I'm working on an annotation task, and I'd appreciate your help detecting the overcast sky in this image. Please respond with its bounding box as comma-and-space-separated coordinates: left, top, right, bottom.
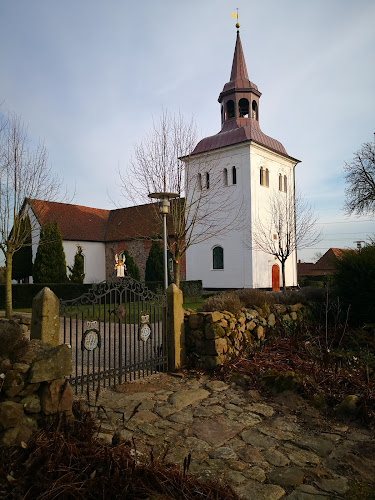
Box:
1, 0, 374, 262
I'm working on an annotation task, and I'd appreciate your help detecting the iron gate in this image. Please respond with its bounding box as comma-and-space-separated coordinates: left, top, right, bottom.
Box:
60, 276, 167, 393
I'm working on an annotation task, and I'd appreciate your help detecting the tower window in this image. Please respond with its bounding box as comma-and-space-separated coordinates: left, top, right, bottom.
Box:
232, 166, 237, 185
212, 246, 224, 270
284, 175, 287, 193
226, 100, 235, 119
206, 172, 210, 189
279, 173, 283, 191
260, 167, 269, 187
252, 100, 258, 120
239, 98, 249, 118
221, 105, 224, 124
198, 173, 202, 190
223, 168, 228, 186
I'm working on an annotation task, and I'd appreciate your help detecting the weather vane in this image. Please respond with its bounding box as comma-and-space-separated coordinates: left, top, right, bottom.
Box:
231, 8, 240, 29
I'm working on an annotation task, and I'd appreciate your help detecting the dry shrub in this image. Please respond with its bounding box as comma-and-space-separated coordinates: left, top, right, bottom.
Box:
271, 287, 325, 305
234, 289, 274, 309
200, 294, 243, 315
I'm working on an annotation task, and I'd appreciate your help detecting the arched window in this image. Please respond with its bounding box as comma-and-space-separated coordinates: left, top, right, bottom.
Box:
232, 166, 237, 185
284, 175, 287, 193
223, 168, 228, 186
252, 100, 258, 120
260, 167, 269, 187
212, 246, 224, 270
279, 173, 283, 191
239, 98, 249, 118
226, 100, 235, 119
197, 173, 202, 190
221, 105, 224, 124
206, 172, 210, 189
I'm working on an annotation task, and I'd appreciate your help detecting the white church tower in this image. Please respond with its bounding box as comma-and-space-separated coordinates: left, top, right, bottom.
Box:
185, 29, 300, 290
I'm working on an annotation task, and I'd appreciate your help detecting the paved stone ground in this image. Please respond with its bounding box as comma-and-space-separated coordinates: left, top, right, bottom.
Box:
78, 373, 375, 500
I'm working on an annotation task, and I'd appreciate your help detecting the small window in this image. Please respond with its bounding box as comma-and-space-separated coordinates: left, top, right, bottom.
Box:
260, 167, 269, 187
221, 105, 224, 124
213, 246, 224, 270
226, 100, 235, 119
232, 166, 237, 185
223, 168, 228, 186
284, 175, 287, 193
266, 169, 269, 187
198, 173, 202, 190
239, 98, 249, 118
279, 173, 283, 191
206, 172, 210, 189
252, 100, 258, 120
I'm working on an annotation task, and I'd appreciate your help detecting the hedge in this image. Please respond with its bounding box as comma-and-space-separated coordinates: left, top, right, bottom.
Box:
0, 280, 203, 309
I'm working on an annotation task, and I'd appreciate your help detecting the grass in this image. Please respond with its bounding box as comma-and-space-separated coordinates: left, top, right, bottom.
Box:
183, 297, 205, 311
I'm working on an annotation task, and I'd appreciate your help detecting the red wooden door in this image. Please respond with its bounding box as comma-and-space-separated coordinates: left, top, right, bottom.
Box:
272, 265, 280, 291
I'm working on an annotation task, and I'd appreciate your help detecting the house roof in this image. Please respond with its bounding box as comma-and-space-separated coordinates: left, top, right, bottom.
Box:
28, 199, 110, 241
315, 248, 353, 271
28, 198, 178, 242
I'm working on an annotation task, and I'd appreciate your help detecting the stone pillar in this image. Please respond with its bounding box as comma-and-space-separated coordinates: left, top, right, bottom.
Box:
166, 283, 186, 371
30, 287, 60, 346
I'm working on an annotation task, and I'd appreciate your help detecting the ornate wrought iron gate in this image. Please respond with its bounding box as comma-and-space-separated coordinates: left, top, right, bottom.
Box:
60, 277, 167, 393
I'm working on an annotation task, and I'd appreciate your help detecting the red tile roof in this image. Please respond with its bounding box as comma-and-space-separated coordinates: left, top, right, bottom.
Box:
315, 248, 354, 271
105, 203, 162, 241
28, 199, 110, 241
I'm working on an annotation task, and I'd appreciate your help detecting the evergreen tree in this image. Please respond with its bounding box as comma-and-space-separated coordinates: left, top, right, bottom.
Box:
68, 245, 85, 283
12, 216, 33, 282
122, 249, 140, 281
145, 240, 164, 282
33, 221, 67, 283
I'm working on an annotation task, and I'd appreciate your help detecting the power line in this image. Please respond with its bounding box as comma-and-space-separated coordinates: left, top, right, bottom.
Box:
317, 220, 374, 224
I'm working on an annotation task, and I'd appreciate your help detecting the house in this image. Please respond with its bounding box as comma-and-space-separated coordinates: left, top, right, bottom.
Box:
26, 198, 186, 283
297, 248, 354, 280
184, 29, 300, 289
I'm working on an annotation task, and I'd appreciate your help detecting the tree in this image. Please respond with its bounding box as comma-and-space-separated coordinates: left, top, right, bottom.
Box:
0, 111, 61, 318
145, 239, 164, 282
251, 192, 321, 290
12, 215, 32, 282
68, 245, 85, 283
119, 111, 242, 287
33, 221, 67, 283
344, 141, 375, 216
122, 249, 140, 281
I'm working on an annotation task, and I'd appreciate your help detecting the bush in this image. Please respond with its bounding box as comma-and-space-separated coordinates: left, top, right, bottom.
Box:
145, 240, 163, 282
180, 280, 202, 298
334, 245, 375, 325
68, 245, 85, 283
33, 221, 67, 283
200, 293, 243, 315
234, 288, 274, 308
122, 250, 140, 281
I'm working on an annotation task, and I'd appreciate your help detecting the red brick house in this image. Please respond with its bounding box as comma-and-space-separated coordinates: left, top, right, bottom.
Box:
297, 248, 354, 280
26, 199, 186, 283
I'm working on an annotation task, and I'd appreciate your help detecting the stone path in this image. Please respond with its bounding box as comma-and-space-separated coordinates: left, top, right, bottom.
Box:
78, 373, 375, 499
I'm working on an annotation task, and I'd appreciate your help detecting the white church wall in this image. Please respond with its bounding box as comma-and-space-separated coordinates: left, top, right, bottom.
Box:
64, 241, 106, 284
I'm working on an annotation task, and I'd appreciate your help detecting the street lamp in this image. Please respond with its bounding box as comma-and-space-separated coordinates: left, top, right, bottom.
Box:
148, 192, 179, 290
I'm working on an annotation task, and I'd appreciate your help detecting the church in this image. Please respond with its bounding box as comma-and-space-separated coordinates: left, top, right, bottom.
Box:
25, 29, 299, 290
185, 29, 300, 289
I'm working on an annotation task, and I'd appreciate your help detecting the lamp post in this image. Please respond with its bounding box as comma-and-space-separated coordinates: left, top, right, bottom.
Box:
148, 192, 179, 290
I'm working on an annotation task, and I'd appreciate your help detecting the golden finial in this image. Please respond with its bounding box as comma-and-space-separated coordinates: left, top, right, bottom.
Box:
231, 8, 240, 29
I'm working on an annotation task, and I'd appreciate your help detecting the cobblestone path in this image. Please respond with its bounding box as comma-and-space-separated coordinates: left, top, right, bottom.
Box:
78, 373, 375, 500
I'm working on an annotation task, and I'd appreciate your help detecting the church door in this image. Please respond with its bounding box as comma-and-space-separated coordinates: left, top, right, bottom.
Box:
272, 265, 280, 291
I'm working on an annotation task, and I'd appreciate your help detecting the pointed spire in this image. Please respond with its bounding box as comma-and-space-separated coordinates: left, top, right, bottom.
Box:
230, 31, 249, 83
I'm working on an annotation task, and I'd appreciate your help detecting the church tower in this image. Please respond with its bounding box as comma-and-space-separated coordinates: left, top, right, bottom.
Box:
185, 29, 300, 289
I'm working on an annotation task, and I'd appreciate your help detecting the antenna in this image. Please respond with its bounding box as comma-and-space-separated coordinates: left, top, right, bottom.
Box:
354, 240, 365, 250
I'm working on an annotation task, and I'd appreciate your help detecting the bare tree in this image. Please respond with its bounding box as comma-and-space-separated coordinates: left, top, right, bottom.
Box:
344, 141, 375, 216
251, 191, 321, 289
118, 110, 242, 287
0, 111, 61, 318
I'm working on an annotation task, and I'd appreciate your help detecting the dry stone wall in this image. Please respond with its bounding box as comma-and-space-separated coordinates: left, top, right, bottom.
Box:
0, 318, 73, 447
184, 304, 303, 369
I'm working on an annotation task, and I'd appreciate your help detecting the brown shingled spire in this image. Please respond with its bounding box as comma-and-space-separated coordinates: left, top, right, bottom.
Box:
229, 31, 249, 86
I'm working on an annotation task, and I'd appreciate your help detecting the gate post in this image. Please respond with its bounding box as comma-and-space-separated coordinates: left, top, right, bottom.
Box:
166, 284, 186, 370
30, 287, 60, 346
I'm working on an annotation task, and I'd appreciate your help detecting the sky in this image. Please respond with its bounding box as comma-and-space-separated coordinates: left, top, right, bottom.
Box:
1, 0, 374, 263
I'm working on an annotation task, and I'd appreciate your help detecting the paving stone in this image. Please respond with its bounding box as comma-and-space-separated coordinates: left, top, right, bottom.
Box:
268, 467, 304, 487
189, 416, 245, 447
246, 403, 275, 417
241, 430, 278, 449
128, 410, 158, 425
263, 448, 290, 466
292, 435, 333, 456
240, 411, 262, 427
168, 409, 194, 424
166, 446, 189, 464
346, 431, 373, 442
257, 425, 294, 441
183, 436, 211, 453
286, 448, 321, 466
209, 446, 238, 460
272, 416, 301, 433
168, 388, 210, 409
194, 405, 223, 417
225, 403, 243, 413
137, 422, 164, 437
154, 419, 185, 431
225, 470, 247, 484
201, 396, 224, 406
286, 484, 330, 499
244, 466, 266, 483
235, 481, 285, 500
154, 403, 177, 419
205, 380, 229, 392
236, 445, 264, 464
314, 476, 349, 495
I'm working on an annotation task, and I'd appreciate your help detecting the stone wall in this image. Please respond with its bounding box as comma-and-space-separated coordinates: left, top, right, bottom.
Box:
0, 319, 73, 446
184, 303, 303, 369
